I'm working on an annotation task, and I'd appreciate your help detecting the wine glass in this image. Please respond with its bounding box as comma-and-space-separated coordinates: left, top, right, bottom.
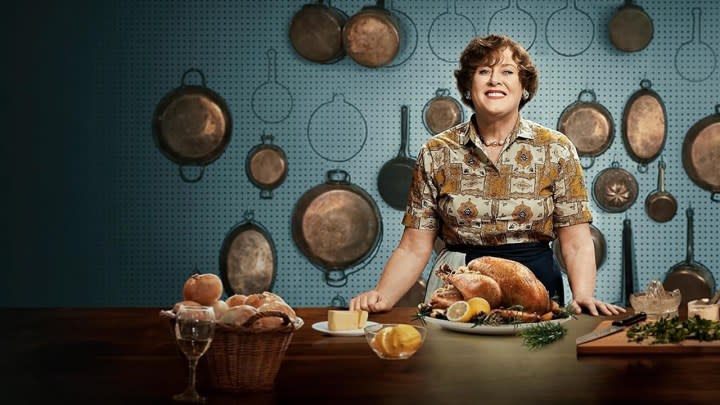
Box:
173, 304, 215, 403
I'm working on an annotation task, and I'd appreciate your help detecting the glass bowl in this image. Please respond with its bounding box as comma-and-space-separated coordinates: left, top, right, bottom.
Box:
364, 323, 426, 360
630, 289, 682, 321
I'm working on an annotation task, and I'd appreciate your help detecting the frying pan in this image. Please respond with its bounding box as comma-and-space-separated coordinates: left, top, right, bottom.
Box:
645, 157, 677, 223
664, 207, 716, 307
608, 0, 653, 52
219, 210, 277, 296
289, 0, 348, 64
292, 169, 383, 287
251, 49, 293, 123
557, 89, 614, 169
553, 223, 607, 274
245, 133, 288, 199
592, 161, 638, 213
422, 89, 464, 135
621, 79, 666, 173
382, 0, 418, 68
621, 217, 635, 307
152, 68, 232, 183
682, 104, 720, 202
342, 0, 400, 68
378, 105, 415, 210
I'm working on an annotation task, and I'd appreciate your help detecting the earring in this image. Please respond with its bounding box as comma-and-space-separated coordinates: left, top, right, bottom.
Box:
522, 90, 530, 100
464, 91, 471, 100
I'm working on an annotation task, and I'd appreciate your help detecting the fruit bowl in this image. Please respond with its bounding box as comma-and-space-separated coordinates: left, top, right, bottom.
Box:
364, 323, 426, 360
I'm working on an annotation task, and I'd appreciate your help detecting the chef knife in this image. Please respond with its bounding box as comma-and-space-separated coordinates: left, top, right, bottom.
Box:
575, 312, 647, 345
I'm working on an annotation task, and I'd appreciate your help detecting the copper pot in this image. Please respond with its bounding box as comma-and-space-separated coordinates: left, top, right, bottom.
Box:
292, 169, 383, 286
152, 69, 232, 182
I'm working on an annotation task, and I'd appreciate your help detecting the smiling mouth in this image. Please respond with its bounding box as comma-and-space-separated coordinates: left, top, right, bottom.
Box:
485, 91, 506, 97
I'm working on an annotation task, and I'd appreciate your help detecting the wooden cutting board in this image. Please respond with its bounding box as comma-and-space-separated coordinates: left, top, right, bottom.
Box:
576, 320, 720, 355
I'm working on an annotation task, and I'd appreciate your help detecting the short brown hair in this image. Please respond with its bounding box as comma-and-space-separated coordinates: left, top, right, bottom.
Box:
454, 35, 538, 110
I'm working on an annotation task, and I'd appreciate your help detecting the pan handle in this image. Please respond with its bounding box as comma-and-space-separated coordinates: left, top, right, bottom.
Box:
179, 165, 205, 183
180, 68, 207, 88
325, 270, 348, 287
685, 207, 695, 263
326, 169, 351, 184
580, 155, 595, 169
712, 193, 720, 202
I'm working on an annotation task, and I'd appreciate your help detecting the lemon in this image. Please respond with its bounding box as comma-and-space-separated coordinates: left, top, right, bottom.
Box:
372, 326, 394, 355
446, 300, 474, 323
467, 297, 491, 315
389, 324, 422, 354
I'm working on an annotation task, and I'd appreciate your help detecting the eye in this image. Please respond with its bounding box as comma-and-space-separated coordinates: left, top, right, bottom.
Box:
503, 69, 515, 75
477, 68, 491, 75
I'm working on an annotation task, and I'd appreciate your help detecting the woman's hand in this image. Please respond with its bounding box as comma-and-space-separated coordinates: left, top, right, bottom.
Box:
570, 296, 625, 316
349, 290, 393, 313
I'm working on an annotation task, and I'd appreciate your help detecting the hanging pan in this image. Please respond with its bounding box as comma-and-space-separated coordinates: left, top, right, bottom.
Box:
292, 169, 383, 287
378, 105, 415, 211
342, 0, 400, 68
246, 132, 288, 199
152, 68, 232, 183
422, 88, 464, 135
664, 207, 716, 307
553, 223, 607, 273
645, 157, 677, 222
608, 0, 653, 52
219, 210, 277, 296
592, 160, 639, 213
289, 0, 347, 64
557, 89, 614, 169
622, 79, 666, 173
682, 104, 720, 202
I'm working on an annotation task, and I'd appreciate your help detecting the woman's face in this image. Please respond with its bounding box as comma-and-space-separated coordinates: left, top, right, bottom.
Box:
469, 47, 524, 119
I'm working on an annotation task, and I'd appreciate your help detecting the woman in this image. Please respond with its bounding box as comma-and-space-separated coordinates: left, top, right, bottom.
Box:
350, 35, 623, 316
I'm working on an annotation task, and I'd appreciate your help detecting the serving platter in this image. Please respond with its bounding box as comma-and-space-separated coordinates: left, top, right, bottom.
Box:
423, 316, 571, 335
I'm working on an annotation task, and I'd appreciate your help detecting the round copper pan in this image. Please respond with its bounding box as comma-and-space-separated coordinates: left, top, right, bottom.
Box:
664, 207, 715, 307
246, 133, 288, 199
342, 0, 400, 68
608, 0, 653, 52
557, 89, 614, 169
553, 224, 607, 273
422, 88, 464, 135
292, 169, 383, 286
622, 79, 666, 172
592, 161, 639, 213
289, 1, 347, 64
682, 104, 720, 202
153, 69, 232, 182
219, 211, 277, 296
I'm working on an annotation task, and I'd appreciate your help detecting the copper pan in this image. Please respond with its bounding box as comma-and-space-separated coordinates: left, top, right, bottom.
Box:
645, 157, 677, 222
422, 88, 464, 135
592, 160, 639, 213
152, 69, 232, 182
219, 211, 277, 296
246, 133, 288, 199
292, 169, 383, 287
342, 0, 400, 68
622, 79, 666, 173
682, 104, 720, 202
557, 89, 614, 169
608, 0, 653, 52
289, 0, 348, 64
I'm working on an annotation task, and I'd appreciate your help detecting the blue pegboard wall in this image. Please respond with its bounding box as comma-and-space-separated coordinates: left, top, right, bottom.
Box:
106, 0, 719, 307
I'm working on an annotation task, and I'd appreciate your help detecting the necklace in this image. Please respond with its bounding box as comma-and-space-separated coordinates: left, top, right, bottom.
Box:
480, 135, 510, 147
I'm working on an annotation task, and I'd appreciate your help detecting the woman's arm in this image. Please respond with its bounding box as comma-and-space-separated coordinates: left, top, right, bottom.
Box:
557, 223, 625, 316
349, 227, 436, 312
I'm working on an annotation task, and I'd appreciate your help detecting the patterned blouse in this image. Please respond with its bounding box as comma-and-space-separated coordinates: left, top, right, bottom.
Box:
402, 116, 592, 246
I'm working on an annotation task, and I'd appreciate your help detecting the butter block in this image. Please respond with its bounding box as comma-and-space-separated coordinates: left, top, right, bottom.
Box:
328, 310, 369, 331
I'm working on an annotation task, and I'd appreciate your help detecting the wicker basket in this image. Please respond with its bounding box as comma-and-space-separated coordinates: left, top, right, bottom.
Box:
198, 311, 301, 392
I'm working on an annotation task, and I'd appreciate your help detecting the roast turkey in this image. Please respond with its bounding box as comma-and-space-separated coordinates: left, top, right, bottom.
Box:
433, 256, 551, 314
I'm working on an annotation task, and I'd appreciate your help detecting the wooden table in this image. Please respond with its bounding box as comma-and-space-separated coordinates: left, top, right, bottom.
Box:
4, 307, 719, 404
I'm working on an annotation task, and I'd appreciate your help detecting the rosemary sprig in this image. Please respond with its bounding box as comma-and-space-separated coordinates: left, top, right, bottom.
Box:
520, 322, 568, 350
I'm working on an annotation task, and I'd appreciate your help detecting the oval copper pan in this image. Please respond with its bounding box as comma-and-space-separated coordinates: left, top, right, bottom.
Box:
557, 90, 614, 166
682, 104, 720, 201
246, 134, 288, 198
608, 1, 653, 52
219, 213, 277, 296
292, 170, 382, 270
153, 69, 232, 165
592, 161, 639, 213
622, 80, 666, 169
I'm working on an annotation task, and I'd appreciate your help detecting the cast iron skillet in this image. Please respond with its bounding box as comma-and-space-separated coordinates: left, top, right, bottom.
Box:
377, 105, 415, 210
153, 68, 232, 182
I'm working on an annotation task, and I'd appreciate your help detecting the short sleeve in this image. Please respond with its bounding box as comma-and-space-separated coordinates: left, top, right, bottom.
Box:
552, 140, 593, 228
402, 146, 440, 230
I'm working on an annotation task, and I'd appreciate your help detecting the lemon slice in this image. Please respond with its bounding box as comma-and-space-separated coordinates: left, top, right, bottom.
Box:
446, 300, 474, 323
390, 324, 422, 353
467, 297, 491, 315
372, 326, 394, 355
